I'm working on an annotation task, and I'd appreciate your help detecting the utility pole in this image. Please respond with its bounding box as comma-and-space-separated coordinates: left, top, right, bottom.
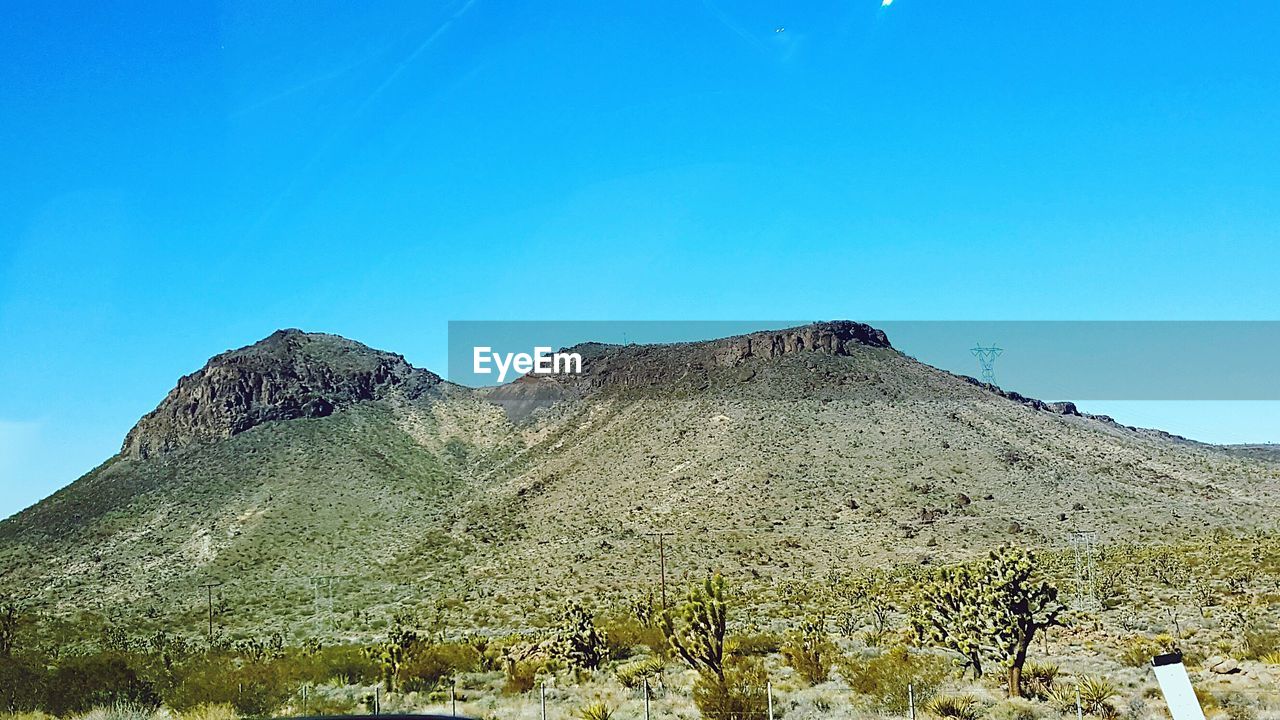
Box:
199, 582, 222, 646
646, 532, 674, 609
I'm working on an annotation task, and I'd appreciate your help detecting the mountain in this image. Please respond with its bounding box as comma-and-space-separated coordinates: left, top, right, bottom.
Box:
2, 321, 1276, 638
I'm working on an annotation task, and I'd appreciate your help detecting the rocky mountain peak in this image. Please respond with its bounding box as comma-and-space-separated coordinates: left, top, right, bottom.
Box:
121, 330, 441, 458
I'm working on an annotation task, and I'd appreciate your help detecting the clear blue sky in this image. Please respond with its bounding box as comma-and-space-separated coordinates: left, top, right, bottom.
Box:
2, 1, 1279, 519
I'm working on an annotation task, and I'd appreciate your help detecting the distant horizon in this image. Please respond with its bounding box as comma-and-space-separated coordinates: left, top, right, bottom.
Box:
4, 316, 1279, 521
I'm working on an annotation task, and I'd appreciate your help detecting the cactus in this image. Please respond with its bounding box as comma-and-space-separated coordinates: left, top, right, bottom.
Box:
910, 562, 989, 679
554, 600, 608, 670
912, 546, 1064, 697
661, 573, 728, 681
982, 546, 1065, 697
782, 614, 834, 685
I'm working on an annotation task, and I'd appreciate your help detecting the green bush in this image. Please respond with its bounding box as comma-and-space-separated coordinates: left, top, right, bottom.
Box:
988, 698, 1042, 720
1049, 677, 1119, 719
600, 615, 666, 660
692, 657, 769, 720
306, 645, 380, 685
174, 703, 238, 720
0, 656, 48, 712
399, 642, 481, 692
502, 660, 540, 695
44, 651, 160, 717
165, 654, 294, 717
839, 646, 950, 713
725, 633, 782, 657
781, 617, 835, 686
1242, 628, 1280, 660
1117, 635, 1175, 668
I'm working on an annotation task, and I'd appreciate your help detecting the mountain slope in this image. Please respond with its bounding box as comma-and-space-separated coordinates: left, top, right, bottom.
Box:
1, 322, 1276, 638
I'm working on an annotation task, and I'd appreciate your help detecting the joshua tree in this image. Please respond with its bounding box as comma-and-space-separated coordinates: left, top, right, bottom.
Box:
661, 573, 727, 681
783, 615, 835, 685
913, 547, 1064, 697
911, 564, 988, 679
555, 600, 609, 670
982, 546, 1065, 697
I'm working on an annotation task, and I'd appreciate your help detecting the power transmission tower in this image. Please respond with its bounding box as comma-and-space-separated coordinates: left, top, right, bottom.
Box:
971, 343, 1003, 385
199, 582, 222, 645
311, 576, 338, 633
645, 532, 674, 610
1070, 530, 1099, 610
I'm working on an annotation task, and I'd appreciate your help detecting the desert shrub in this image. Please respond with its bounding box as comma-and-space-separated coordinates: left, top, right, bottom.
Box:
925, 694, 984, 720
1260, 651, 1280, 665
0, 656, 48, 712
600, 615, 666, 660
692, 657, 769, 720
988, 698, 1042, 720
1021, 661, 1058, 701
838, 646, 950, 713
173, 704, 236, 720
1242, 628, 1280, 660
165, 655, 293, 717
502, 660, 540, 695
45, 651, 160, 717
301, 693, 359, 715
782, 617, 835, 686
399, 642, 481, 692
615, 656, 664, 689
306, 645, 379, 685
1193, 687, 1219, 713
1117, 635, 1176, 667
578, 702, 614, 720
1218, 694, 1258, 720
67, 701, 158, 720
1, 713, 57, 720
228, 661, 296, 717
725, 633, 782, 657
1045, 686, 1077, 715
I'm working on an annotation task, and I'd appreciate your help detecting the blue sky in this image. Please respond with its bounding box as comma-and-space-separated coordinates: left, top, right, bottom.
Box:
2, 0, 1279, 519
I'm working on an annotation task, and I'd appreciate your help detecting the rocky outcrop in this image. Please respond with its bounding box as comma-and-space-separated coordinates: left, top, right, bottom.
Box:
707, 322, 892, 366
960, 376, 1082, 417
482, 321, 894, 420
578, 321, 892, 388
122, 329, 442, 458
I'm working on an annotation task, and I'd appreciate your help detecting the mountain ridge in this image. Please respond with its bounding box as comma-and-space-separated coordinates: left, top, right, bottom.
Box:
2, 320, 1277, 638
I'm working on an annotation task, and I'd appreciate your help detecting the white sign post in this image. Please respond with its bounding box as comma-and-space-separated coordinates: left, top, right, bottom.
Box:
1152, 652, 1206, 720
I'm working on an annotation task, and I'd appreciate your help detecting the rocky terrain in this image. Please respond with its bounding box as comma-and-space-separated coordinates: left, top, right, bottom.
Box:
1, 321, 1277, 637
